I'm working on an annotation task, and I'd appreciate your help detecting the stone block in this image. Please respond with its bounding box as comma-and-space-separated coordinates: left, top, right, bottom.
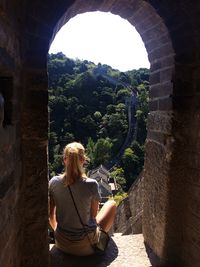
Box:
23, 48, 48, 68
112, 0, 142, 19
149, 71, 160, 85
141, 22, 169, 44
174, 79, 195, 96
150, 54, 174, 73
143, 139, 171, 256
146, 34, 171, 54
0, 173, 15, 199
150, 82, 173, 99
0, 47, 15, 69
160, 67, 174, 83
114, 197, 131, 234
150, 61, 161, 72
182, 230, 200, 266
0, 1, 200, 267
149, 99, 158, 111
184, 168, 200, 186
114, 174, 144, 235
131, 213, 142, 234
158, 97, 173, 111
147, 131, 167, 145
21, 109, 48, 141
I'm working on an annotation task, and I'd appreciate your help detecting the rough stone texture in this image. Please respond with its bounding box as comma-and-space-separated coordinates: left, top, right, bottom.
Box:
0, 5, 23, 267
128, 174, 144, 234
114, 173, 144, 235
50, 233, 159, 267
114, 197, 132, 235
0, 1, 200, 267
20, 69, 49, 267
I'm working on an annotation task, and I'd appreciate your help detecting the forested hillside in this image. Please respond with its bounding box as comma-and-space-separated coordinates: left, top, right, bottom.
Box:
48, 52, 149, 192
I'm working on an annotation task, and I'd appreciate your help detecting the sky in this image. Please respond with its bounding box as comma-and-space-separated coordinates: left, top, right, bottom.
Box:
49, 11, 150, 72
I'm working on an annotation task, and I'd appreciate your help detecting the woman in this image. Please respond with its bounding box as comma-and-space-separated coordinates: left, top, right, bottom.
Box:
49, 142, 116, 256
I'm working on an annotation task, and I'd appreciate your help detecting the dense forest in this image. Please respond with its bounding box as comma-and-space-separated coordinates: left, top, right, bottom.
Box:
48, 52, 149, 193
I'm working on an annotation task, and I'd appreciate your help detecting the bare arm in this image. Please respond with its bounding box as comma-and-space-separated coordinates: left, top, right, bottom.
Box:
90, 199, 99, 219
49, 195, 57, 230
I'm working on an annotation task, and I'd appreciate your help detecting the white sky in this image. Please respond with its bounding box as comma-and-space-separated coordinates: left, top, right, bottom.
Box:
49, 11, 150, 72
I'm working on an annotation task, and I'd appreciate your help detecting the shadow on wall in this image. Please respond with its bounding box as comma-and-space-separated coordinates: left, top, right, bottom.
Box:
50, 238, 118, 267
144, 242, 163, 267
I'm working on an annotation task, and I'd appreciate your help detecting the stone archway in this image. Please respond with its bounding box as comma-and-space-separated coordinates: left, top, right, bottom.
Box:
49, 2, 175, 264
0, 1, 200, 267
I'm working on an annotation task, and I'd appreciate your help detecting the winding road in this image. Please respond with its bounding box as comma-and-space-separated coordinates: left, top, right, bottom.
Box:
93, 70, 138, 170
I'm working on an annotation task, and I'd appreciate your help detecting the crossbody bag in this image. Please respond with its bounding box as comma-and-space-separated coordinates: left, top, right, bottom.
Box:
68, 185, 110, 254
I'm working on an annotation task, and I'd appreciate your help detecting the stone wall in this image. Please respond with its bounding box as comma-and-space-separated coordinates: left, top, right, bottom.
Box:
0, 1, 199, 267
114, 197, 132, 235
19, 68, 49, 267
114, 173, 144, 235
142, 2, 200, 266
0, 3, 22, 266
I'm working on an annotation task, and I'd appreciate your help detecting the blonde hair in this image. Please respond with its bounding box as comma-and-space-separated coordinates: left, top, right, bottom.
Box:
62, 142, 88, 186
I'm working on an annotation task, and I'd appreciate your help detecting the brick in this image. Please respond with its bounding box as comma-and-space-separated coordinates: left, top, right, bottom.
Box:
147, 111, 173, 133
149, 71, 160, 85
150, 61, 161, 72
24, 47, 48, 68
175, 51, 197, 64
147, 130, 168, 145
146, 34, 171, 53
0, 1, 199, 267
150, 55, 174, 72
158, 97, 173, 111
160, 67, 174, 83
127, 2, 150, 26
173, 95, 200, 111
184, 168, 200, 186
150, 82, 173, 98
141, 23, 169, 44
112, 1, 143, 19
148, 43, 174, 63
21, 107, 48, 140
149, 99, 158, 111
0, 48, 15, 69
134, 12, 162, 36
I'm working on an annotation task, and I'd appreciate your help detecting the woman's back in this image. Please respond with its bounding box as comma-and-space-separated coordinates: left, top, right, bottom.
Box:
49, 176, 101, 239
49, 142, 116, 256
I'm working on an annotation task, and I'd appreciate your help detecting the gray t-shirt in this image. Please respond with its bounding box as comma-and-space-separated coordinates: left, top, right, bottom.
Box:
49, 176, 101, 238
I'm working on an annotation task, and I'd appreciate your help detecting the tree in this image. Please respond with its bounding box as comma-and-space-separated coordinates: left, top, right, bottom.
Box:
121, 148, 140, 189
135, 83, 149, 144
48, 53, 149, 185
86, 138, 113, 168
86, 137, 95, 169
93, 111, 102, 122
110, 167, 126, 194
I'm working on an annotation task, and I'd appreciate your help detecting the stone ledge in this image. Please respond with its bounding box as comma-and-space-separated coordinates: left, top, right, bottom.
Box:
50, 233, 155, 267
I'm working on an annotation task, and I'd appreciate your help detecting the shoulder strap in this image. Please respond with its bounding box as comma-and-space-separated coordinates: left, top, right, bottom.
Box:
68, 185, 93, 247
68, 186, 84, 227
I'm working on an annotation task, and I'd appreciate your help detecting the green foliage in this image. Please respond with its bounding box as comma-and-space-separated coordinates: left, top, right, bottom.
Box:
116, 88, 131, 102
86, 137, 113, 168
121, 148, 139, 189
110, 167, 126, 194
48, 53, 149, 191
135, 82, 149, 144
111, 193, 128, 206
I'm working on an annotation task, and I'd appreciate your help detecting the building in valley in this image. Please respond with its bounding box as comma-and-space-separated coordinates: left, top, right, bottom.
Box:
88, 165, 118, 203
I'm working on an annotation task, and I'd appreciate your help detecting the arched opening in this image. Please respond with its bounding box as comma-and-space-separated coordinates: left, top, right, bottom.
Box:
21, 1, 175, 266
49, 11, 150, 71
47, 14, 151, 263
46, 2, 175, 264
1, 1, 199, 267
48, 11, 150, 190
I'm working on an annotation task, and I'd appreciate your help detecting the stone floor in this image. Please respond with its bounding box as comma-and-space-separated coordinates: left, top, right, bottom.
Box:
50, 233, 161, 267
